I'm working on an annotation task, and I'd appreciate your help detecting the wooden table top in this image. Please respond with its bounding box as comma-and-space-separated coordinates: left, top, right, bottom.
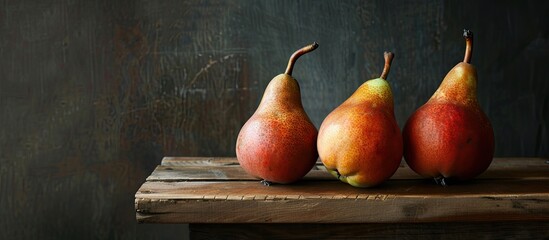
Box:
135, 157, 549, 224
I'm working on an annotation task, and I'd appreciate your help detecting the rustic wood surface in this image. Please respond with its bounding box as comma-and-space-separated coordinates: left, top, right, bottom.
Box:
135, 157, 549, 224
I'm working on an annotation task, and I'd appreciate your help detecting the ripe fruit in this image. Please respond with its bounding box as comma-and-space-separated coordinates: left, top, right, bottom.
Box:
317, 52, 402, 188
403, 30, 495, 185
236, 43, 319, 184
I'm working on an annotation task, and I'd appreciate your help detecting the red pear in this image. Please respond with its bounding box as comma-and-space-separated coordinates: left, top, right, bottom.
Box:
403, 30, 495, 185
236, 43, 319, 185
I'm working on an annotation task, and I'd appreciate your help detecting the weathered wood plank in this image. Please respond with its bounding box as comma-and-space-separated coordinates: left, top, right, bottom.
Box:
136, 157, 549, 224
135, 178, 549, 223
136, 194, 549, 223
136, 179, 549, 200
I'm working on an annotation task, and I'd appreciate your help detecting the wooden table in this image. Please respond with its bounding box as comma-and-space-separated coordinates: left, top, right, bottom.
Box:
135, 157, 549, 239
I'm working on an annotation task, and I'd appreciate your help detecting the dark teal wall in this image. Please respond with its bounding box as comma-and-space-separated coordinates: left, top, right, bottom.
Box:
1, 1, 548, 239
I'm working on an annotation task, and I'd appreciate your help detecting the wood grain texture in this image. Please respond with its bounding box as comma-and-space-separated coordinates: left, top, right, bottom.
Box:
137, 183, 549, 223
135, 157, 549, 224
1, 0, 548, 239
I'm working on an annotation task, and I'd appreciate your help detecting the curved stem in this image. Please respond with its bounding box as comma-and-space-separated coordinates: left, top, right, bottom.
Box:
379, 51, 394, 80
285, 42, 319, 75
463, 29, 473, 63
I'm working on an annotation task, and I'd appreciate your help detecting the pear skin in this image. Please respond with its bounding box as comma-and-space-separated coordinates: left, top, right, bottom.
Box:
317, 52, 403, 188
403, 30, 495, 185
236, 43, 319, 184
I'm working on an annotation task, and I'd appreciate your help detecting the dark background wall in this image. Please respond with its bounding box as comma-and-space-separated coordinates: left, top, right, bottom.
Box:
1, 0, 548, 239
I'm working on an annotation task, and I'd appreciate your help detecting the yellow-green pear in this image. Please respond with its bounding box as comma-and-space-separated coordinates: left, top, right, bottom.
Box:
318, 52, 403, 188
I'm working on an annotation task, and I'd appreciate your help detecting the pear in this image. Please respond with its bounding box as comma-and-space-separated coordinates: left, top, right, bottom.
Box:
403, 30, 495, 185
236, 42, 319, 185
317, 52, 403, 188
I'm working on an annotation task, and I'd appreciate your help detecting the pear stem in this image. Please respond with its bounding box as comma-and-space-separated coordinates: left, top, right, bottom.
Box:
463, 29, 473, 63
285, 42, 319, 75
379, 51, 394, 80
